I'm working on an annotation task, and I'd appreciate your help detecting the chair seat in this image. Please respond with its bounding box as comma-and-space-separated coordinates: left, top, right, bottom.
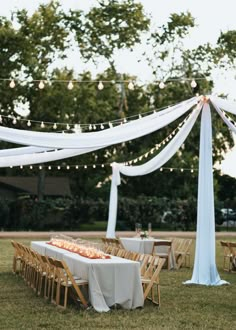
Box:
155, 253, 168, 257
61, 278, 88, 287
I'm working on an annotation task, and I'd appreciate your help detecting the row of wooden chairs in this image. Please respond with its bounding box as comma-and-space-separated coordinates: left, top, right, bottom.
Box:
101, 237, 124, 249
11, 240, 88, 309
106, 246, 165, 306
220, 241, 236, 272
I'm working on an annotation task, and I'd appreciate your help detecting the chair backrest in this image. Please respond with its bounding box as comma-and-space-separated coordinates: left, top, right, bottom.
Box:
142, 256, 166, 300
228, 242, 236, 256
152, 240, 172, 255
52, 258, 88, 307
220, 241, 231, 256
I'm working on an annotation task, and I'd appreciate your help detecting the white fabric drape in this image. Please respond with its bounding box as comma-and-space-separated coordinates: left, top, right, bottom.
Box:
0, 146, 53, 156
211, 96, 236, 115
184, 103, 228, 285
106, 105, 202, 238
211, 99, 236, 135
0, 97, 197, 149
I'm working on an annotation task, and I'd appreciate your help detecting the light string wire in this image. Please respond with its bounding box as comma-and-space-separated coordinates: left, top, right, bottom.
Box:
1, 76, 209, 88
9, 109, 199, 172
0, 99, 193, 131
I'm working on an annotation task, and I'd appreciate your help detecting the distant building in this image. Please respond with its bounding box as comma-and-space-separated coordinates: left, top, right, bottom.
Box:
0, 176, 71, 199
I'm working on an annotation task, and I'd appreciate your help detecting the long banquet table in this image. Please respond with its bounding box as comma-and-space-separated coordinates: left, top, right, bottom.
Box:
31, 241, 144, 312
120, 237, 176, 269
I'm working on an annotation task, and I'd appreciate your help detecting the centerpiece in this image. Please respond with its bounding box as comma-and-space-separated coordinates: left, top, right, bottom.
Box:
140, 231, 149, 239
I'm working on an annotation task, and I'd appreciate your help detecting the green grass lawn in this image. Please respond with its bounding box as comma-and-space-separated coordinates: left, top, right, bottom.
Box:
0, 237, 235, 330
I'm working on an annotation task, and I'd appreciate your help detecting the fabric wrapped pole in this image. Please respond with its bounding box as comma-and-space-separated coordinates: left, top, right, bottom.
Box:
184, 102, 228, 285
106, 105, 202, 238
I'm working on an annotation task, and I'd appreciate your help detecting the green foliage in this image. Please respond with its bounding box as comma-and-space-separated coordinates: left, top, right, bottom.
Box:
73, 0, 150, 62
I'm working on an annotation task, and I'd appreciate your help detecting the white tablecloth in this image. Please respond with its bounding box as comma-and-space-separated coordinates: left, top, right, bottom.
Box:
31, 241, 144, 312
120, 237, 176, 269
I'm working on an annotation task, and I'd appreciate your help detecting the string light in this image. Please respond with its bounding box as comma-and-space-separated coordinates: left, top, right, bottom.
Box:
98, 81, 104, 90
159, 81, 165, 89
190, 80, 197, 88
0, 100, 196, 131
67, 80, 74, 90
9, 79, 16, 88
14, 163, 198, 172
0, 77, 211, 89
38, 80, 45, 89
128, 81, 134, 90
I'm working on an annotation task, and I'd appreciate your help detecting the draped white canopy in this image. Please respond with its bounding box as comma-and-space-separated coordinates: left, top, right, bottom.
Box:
0, 94, 233, 286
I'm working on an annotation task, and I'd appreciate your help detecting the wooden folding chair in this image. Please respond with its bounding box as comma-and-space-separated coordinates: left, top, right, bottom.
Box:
220, 241, 232, 272
174, 239, 193, 269
152, 240, 172, 270
10, 240, 23, 274
48, 257, 88, 309
142, 256, 165, 306
228, 242, 236, 272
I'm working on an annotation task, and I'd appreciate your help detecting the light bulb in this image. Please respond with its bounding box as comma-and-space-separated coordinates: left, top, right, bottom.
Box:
89, 124, 92, 130
159, 81, 165, 89
39, 166, 42, 170
38, 80, 45, 89
48, 166, 51, 170
100, 123, 104, 129
84, 165, 87, 169
9, 79, 16, 88
75, 165, 79, 169
57, 166, 61, 170
67, 80, 74, 90
30, 166, 33, 170
53, 123, 57, 129
40, 121, 45, 128
98, 81, 104, 90
128, 81, 134, 90
66, 165, 70, 170
66, 124, 70, 130
12, 117, 17, 124
190, 80, 197, 88
27, 120, 31, 127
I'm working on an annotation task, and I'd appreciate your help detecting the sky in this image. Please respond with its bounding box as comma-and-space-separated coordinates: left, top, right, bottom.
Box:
1, 0, 236, 176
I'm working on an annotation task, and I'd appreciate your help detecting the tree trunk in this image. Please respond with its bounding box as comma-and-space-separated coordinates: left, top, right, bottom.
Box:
37, 167, 45, 201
